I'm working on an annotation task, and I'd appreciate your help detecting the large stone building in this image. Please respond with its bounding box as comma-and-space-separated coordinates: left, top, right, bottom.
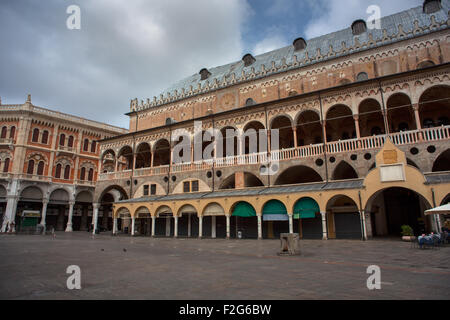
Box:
96, 0, 450, 240
3, 1, 450, 241
0, 95, 127, 233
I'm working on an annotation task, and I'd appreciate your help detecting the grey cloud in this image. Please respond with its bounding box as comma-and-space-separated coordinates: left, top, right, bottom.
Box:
0, 0, 249, 128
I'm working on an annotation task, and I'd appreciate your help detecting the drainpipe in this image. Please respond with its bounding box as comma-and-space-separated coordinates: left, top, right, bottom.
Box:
264, 104, 271, 187
358, 191, 366, 241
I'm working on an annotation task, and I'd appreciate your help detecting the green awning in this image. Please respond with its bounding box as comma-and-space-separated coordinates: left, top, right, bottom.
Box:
294, 198, 319, 219
232, 202, 256, 217
262, 200, 287, 215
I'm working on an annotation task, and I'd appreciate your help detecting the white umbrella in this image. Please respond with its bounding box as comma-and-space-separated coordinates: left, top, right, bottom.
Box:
425, 203, 450, 215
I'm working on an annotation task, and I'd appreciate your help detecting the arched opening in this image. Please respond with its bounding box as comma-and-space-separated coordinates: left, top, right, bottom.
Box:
274, 166, 323, 185
45, 188, 70, 231
9, 126, 15, 139
219, 172, 264, 190
296, 110, 323, 146
98, 186, 129, 232
243, 121, 265, 155
0, 185, 6, 224
220, 126, 238, 158
101, 149, 116, 173
37, 161, 45, 176
155, 205, 174, 237
32, 128, 39, 142
116, 207, 132, 235
117, 146, 133, 171
83, 139, 89, 151
386, 93, 416, 133
358, 99, 385, 137
27, 160, 35, 175
59, 134, 66, 147
135, 143, 152, 169
271, 116, 294, 150
134, 207, 152, 236
326, 195, 362, 239
41, 130, 49, 144
418, 85, 450, 128
407, 158, 420, 170
326, 104, 355, 142
202, 203, 226, 238
16, 186, 43, 232
293, 197, 322, 239
63, 165, 70, 180
417, 60, 435, 69
177, 204, 199, 238
432, 149, 450, 172
0, 127, 6, 139
441, 194, 450, 206
153, 139, 170, 167
365, 187, 432, 237
332, 161, 358, 180
80, 167, 86, 181
262, 200, 289, 239
74, 190, 93, 231
68, 136, 74, 148
3, 158, 10, 173
230, 201, 257, 239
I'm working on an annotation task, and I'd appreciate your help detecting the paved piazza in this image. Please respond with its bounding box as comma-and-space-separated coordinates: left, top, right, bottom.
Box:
0, 233, 449, 300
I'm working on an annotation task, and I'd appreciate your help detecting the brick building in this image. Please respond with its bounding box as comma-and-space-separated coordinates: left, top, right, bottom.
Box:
0, 95, 127, 233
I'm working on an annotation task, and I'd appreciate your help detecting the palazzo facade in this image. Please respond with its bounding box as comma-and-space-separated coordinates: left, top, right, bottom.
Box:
96, 1, 450, 240
0, 95, 127, 233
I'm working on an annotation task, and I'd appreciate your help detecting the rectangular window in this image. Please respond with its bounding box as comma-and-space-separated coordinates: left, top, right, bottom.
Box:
191, 180, 199, 192
143, 185, 149, 196
150, 184, 156, 195
183, 181, 190, 193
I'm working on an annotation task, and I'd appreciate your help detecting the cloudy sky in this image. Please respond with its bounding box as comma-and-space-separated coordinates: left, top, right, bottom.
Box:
0, 0, 421, 129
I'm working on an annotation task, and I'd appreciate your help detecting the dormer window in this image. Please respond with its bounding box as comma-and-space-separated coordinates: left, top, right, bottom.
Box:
242, 54, 256, 67
166, 117, 175, 125
351, 20, 367, 35
199, 68, 211, 80
293, 37, 307, 51
423, 0, 441, 14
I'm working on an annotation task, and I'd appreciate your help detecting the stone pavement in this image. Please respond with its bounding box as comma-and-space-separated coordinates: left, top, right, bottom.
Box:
0, 232, 449, 300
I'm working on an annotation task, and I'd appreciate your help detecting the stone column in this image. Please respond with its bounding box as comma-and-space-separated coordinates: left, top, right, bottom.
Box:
199, 216, 203, 239
413, 103, 422, 130
1, 195, 19, 233
322, 120, 327, 143
360, 210, 367, 241
151, 216, 156, 236
211, 216, 216, 238
288, 214, 293, 234
65, 201, 75, 232
292, 127, 298, 148
226, 215, 230, 239
113, 216, 118, 235
321, 212, 328, 240
131, 216, 135, 236
92, 203, 100, 235
174, 216, 178, 238
353, 115, 361, 139
40, 198, 49, 229
257, 215, 262, 239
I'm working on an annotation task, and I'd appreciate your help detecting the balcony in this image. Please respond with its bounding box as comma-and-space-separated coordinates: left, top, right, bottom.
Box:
97, 125, 450, 181
17, 174, 52, 182
0, 138, 14, 147
57, 145, 76, 156
75, 180, 96, 187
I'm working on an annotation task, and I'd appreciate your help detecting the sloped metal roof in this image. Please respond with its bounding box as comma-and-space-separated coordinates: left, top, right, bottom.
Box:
136, 1, 449, 111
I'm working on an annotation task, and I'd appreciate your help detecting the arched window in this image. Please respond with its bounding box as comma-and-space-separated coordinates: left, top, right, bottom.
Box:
64, 165, 70, 180
80, 167, 86, 181
357, 72, 368, 81
90, 141, 96, 153
1, 126, 7, 139
59, 134, 65, 146
55, 164, 62, 178
245, 98, 256, 106
32, 128, 39, 142
3, 158, 10, 173
37, 161, 44, 176
27, 160, 35, 175
9, 126, 16, 139
83, 139, 89, 151
68, 136, 74, 148
351, 20, 367, 35
88, 168, 94, 181
42, 130, 49, 144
